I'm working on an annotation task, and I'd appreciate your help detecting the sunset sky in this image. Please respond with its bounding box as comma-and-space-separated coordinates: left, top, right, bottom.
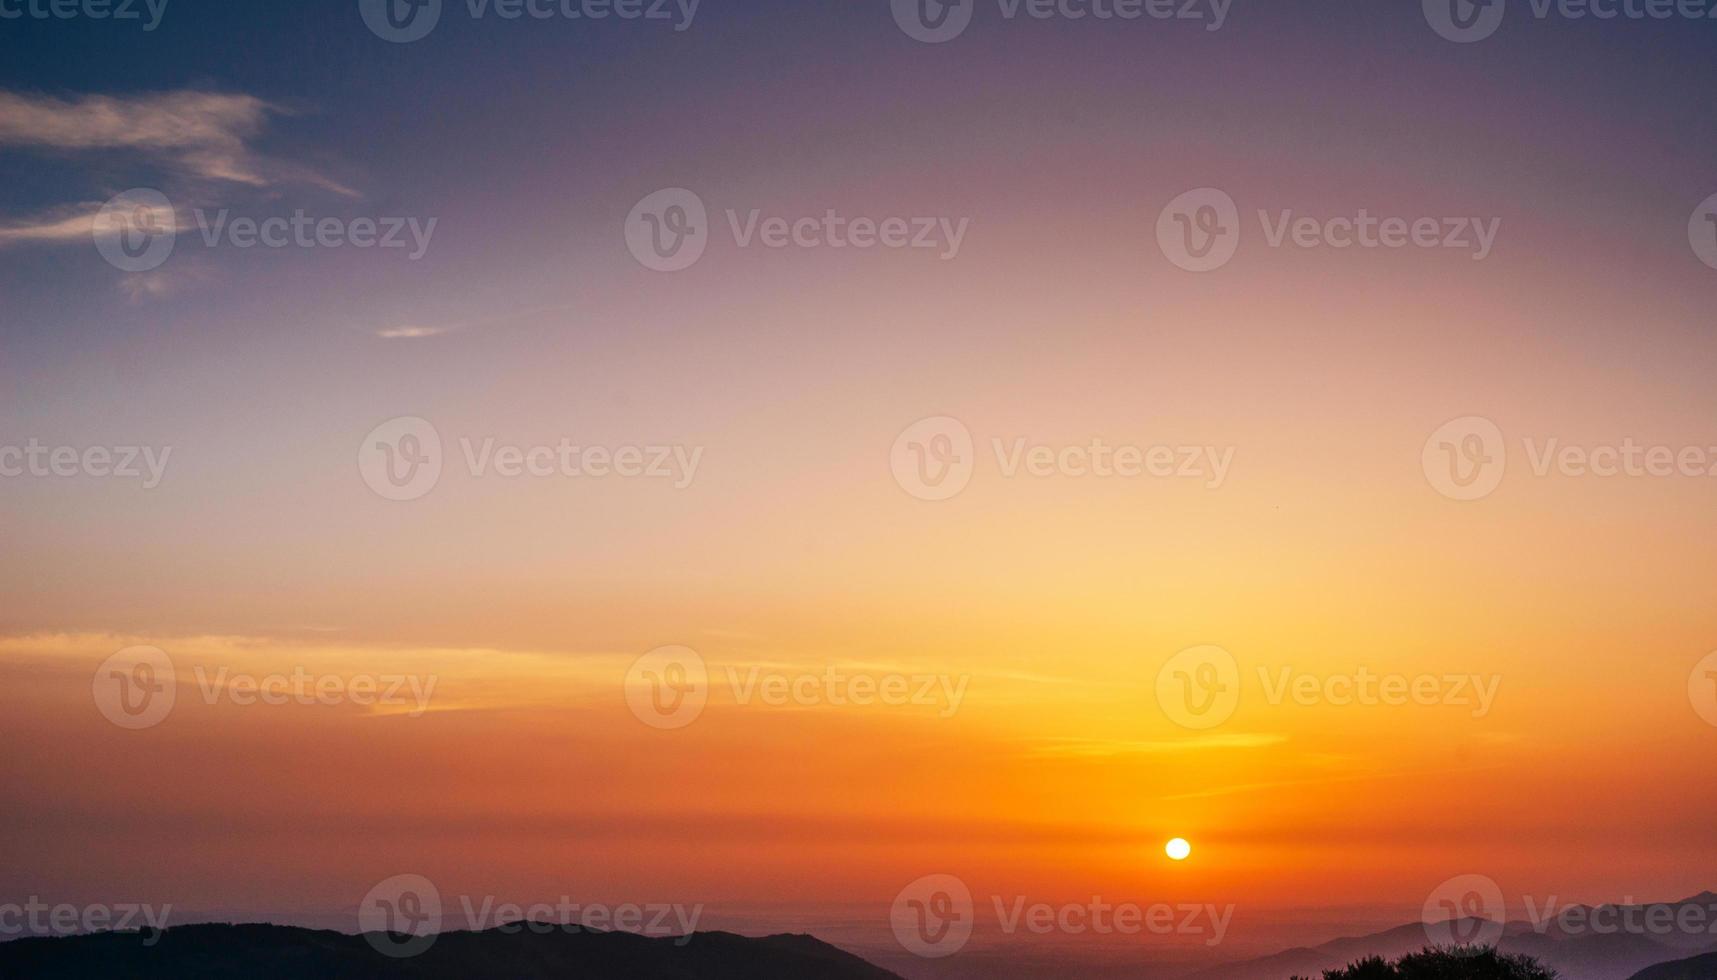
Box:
3, 0, 1717, 971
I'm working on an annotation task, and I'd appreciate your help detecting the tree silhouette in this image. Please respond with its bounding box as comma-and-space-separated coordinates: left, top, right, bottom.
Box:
1291, 946, 1558, 980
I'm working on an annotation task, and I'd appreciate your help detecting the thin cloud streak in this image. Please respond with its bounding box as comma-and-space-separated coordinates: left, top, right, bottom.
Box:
0, 203, 105, 245
1027, 732, 1289, 758
374, 324, 462, 340
0, 90, 357, 195
1154, 762, 1512, 802
0, 200, 179, 247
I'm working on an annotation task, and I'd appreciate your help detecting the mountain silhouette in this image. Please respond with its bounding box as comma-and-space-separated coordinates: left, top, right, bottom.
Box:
1193, 893, 1717, 980
1627, 951, 1717, 980
0, 922, 907, 980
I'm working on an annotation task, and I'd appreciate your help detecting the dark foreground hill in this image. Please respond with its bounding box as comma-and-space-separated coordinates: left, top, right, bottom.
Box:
1629, 951, 1717, 980
0, 922, 907, 980
1293, 946, 1556, 979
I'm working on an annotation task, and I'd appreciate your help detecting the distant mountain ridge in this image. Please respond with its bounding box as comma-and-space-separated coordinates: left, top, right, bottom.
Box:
1193, 893, 1717, 980
0, 921, 907, 980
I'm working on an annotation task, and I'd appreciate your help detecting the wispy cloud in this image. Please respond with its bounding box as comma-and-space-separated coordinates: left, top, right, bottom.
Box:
1026, 732, 1288, 758
0, 198, 180, 248
0, 202, 109, 244
374, 323, 461, 340
119, 270, 177, 302
1153, 762, 1509, 802
367, 304, 582, 341
0, 90, 355, 195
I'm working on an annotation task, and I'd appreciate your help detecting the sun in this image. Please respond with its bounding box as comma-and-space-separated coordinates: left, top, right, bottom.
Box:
1165, 838, 1192, 861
